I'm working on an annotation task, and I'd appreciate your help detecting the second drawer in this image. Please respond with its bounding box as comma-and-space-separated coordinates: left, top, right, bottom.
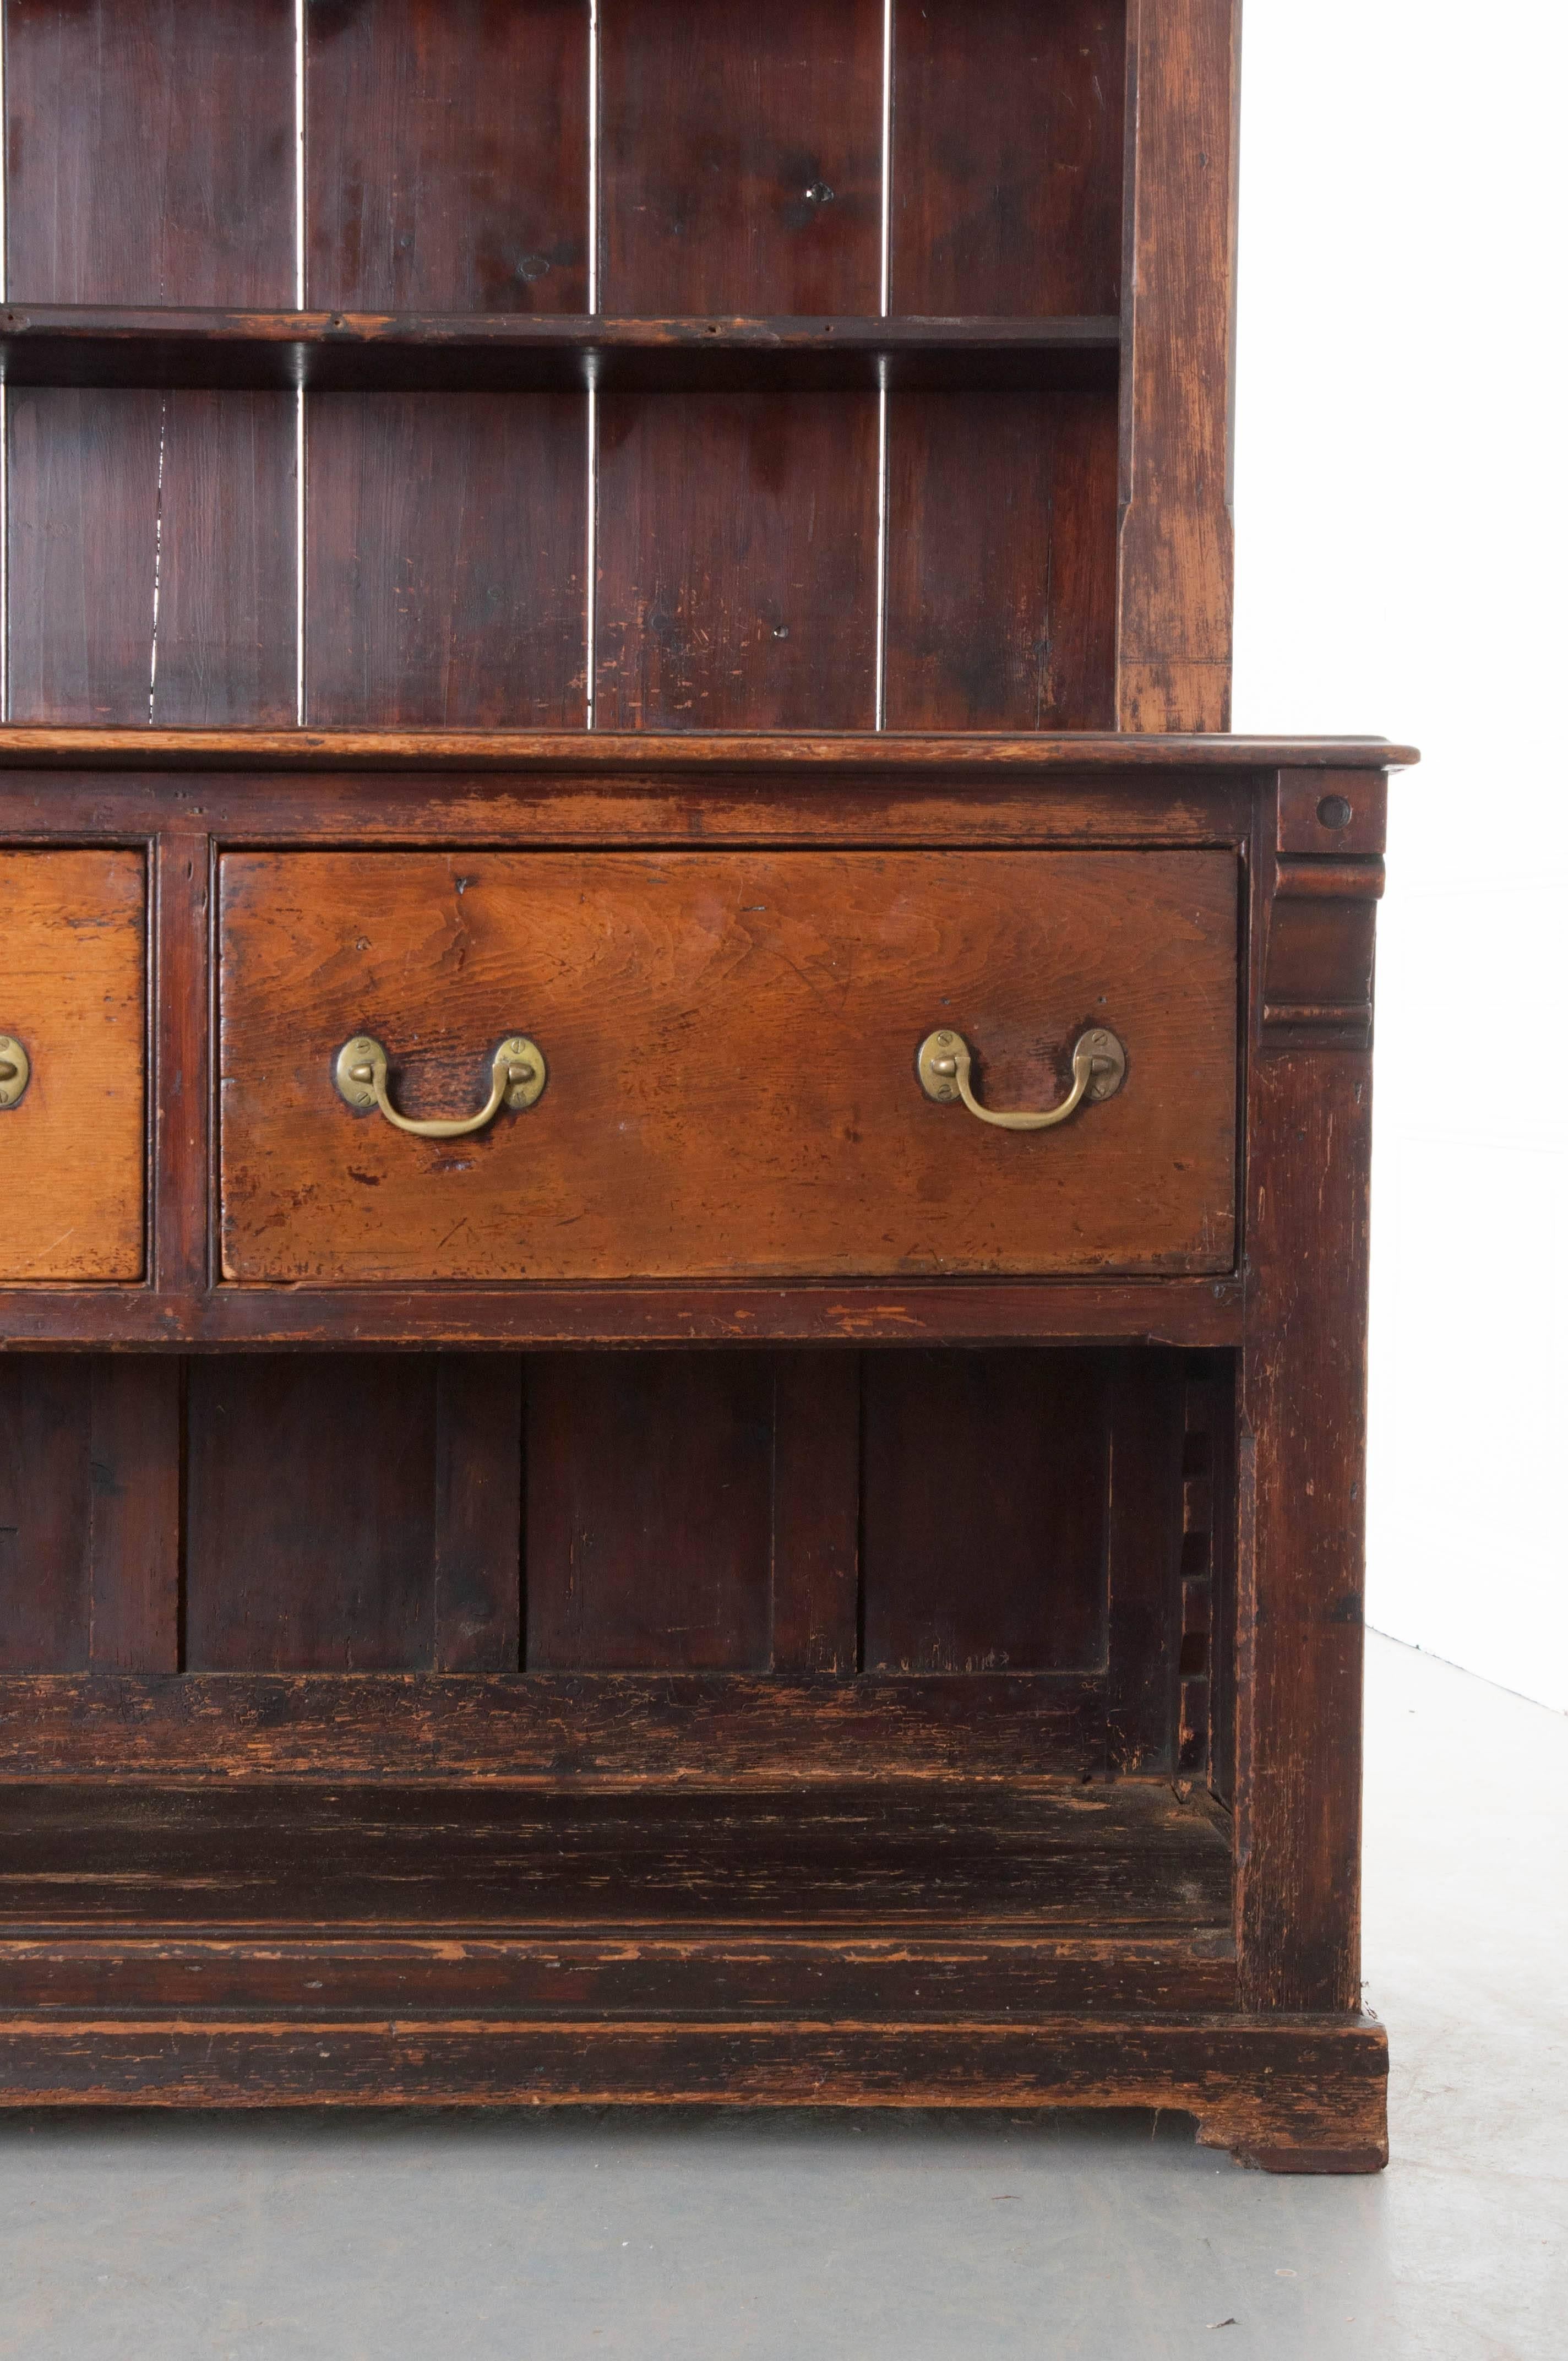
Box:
218, 849, 1238, 1283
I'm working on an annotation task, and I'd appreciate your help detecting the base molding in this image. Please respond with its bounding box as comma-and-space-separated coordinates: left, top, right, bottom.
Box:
0, 2009, 1388, 2171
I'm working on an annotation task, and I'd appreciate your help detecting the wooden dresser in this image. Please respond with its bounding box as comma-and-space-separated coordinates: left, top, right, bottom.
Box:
0, 1, 1413, 2168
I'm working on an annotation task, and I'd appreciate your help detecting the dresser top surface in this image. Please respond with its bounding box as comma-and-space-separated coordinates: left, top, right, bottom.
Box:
0, 729, 1419, 776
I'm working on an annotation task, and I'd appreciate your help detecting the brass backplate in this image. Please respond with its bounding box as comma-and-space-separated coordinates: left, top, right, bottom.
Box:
0, 1033, 31, 1110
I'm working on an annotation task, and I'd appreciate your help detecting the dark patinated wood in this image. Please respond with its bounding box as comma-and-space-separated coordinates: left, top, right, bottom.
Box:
861, 1352, 1112, 1675
7, 389, 296, 726
0, 2011, 1388, 2173
1234, 791, 1379, 2013
304, 392, 587, 727
0, 309, 1123, 396
4, 0, 294, 308
304, 0, 590, 315
0, 3, 1406, 2173
890, 0, 1125, 317
0, 731, 1415, 774
595, 394, 878, 729
884, 391, 1118, 730
0, 1780, 1232, 1926
1115, 0, 1241, 730
600, 0, 882, 318
0, 1931, 1239, 2021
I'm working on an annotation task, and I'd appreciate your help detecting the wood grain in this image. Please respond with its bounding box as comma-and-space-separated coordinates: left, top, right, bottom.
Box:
0, 309, 1120, 397
525, 1354, 775, 1672
0, 1931, 1238, 2022
433, 1356, 524, 1674
0, 850, 145, 1279
884, 391, 1118, 729
769, 1353, 860, 1674
306, 0, 589, 313
217, 848, 1239, 1283
0, 2021, 1389, 2162
7, 389, 296, 726
0, 2011, 1389, 2167
598, 0, 881, 315
184, 1357, 441, 1672
4, 0, 294, 304
0, 1672, 1112, 1784
0, 731, 1415, 776
0, 1358, 178, 1672
890, 0, 1125, 316
1115, 0, 1240, 730
0, 1780, 1229, 1928
862, 1352, 1110, 1674
595, 394, 877, 728
304, 393, 586, 727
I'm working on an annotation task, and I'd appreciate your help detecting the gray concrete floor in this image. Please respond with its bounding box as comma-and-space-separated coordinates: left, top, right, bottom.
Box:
1, 1634, 1563, 2360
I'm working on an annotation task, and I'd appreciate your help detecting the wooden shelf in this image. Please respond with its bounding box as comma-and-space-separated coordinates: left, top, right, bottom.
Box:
0, 306, 1121, 394
0, 1777, 1233, 1932
0, 726, 1420, 774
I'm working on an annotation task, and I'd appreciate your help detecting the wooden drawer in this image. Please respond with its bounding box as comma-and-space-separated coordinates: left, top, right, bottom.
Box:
219, 850, 1238, 1282
0, 850, 145, 1281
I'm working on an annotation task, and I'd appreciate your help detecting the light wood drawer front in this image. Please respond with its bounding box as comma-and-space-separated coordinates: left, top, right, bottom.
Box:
0, 850, 146, 1281
219, 850, 1237, 1283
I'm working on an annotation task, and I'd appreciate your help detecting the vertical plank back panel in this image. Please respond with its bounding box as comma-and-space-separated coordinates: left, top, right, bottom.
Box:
599, 0, 881, 315
85, 1360, 181, 1673
0, 1359, 178, 1673
884, 391, 1118, 730
304, 394, 585, 727
890, 0, 1125, 316
185, 1358, 440, 1672
769, 1353, 861, 1675
595, 394, 876, 728
433, 1356, 524, 1674
4, 0, 294, 304
1103, 1349, 1185, 1772
7, 390, 295, 727
306, 0, 589, 313
526, 1353, 775, 1671
862, 1351, 1110, 1675
0, 1359, 92, 1670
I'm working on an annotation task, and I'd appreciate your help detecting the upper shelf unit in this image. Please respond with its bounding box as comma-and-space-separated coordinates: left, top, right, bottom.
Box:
0, 309, 1120, 396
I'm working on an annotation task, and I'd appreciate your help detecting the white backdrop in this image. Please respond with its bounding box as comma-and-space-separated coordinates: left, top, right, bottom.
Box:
1231, 0, 1568, 1706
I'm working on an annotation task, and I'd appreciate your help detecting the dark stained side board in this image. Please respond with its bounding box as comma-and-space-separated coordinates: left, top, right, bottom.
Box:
217, 848, 1239, 1283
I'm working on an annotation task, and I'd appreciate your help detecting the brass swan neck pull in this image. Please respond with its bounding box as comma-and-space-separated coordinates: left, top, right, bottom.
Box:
334, 1034, 546, 1138
0, 1034, 30, 1109
917, 1026, 1125, 1131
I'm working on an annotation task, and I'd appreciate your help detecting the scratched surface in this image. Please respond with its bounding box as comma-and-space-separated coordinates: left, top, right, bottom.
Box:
0, 849, 145, 1276
216, 846, 1239, 1283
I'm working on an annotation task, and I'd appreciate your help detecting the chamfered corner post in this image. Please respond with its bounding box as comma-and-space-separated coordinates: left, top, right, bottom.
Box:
1235, 765, 1388, 2033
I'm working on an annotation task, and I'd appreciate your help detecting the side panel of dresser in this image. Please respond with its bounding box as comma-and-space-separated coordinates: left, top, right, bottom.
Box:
1235, 769, 1386, 2017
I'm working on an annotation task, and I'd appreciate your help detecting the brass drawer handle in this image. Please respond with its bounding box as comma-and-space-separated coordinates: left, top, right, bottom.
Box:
917, 1025, 1125, 1131
334, 1033, 546, 1139
0, 1033, 31, 1109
